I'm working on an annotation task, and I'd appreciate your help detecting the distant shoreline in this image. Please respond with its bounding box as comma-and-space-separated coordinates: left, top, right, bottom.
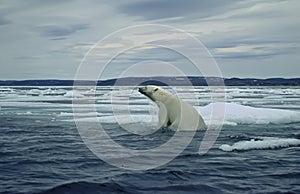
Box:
0, 77, 299, 86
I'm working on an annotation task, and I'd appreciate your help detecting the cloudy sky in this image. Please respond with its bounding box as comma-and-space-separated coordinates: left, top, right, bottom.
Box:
0, 0, 299, 80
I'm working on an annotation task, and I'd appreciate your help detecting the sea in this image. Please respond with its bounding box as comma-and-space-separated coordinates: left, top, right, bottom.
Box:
0, 86, 300, 194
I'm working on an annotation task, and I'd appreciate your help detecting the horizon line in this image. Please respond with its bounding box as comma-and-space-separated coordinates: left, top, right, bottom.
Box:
1, 76, 300, 81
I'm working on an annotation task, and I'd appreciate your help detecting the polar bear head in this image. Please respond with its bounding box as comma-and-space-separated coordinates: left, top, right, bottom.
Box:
138, 85, 172, 103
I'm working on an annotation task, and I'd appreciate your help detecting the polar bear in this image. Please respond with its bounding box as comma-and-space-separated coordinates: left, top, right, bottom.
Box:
138, 85, 206, 131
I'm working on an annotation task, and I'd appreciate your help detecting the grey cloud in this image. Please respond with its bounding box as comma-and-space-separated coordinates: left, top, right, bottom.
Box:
214, 52, 280, 60
101, 46, 199, 79
118, 0, 237, 20
0, 0, 75, 13
108, 46, 181, 67
0, 0, 72, 25
212, 42, 298, 60
37, 23, 90, 37
50, 37, 68, 41
0, 15, 11, 25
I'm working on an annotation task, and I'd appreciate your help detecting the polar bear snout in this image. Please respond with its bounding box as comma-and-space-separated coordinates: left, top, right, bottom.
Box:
138, 86, 156, 102
138, 87, 149, 97
138, 87, 146, 95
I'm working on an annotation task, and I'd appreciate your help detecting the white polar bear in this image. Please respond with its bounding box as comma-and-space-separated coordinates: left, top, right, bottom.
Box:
138, 85, 206, 131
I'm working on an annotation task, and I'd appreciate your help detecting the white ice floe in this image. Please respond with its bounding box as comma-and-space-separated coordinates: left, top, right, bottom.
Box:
198, 102, 300, 125
219, 137, 300, 152
64, 90, 84, 98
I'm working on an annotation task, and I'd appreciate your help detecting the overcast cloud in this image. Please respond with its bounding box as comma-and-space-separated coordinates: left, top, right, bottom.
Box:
0, 0, 299, 79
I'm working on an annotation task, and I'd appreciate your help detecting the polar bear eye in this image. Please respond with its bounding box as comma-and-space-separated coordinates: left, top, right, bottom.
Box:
154, 88, 158, 92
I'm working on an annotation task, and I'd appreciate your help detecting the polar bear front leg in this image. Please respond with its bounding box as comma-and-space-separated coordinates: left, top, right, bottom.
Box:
157, 102, 169, 128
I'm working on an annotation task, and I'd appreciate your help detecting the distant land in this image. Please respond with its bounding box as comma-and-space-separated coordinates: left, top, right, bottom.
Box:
0, 77, 300, 86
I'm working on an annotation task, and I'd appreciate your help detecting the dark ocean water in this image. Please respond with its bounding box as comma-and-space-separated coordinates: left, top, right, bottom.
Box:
1, 86, 300, 193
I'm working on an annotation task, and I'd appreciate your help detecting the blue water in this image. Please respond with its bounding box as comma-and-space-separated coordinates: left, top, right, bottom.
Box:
1, 86, 300, 193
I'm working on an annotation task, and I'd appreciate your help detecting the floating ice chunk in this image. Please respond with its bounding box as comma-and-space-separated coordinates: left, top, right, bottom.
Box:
59, 112, 108, 117
219, 137, 300, 152
42, 88, 65, 96
16, 111, 33, 115
64, 91, 84, 98
27, 89, 41, 96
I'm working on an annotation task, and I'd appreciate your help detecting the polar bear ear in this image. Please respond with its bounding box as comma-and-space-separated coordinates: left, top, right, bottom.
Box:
154, 88, 158, 92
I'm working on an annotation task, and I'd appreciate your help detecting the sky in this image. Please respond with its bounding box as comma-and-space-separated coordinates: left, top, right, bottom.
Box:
0, 0, 299, 80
